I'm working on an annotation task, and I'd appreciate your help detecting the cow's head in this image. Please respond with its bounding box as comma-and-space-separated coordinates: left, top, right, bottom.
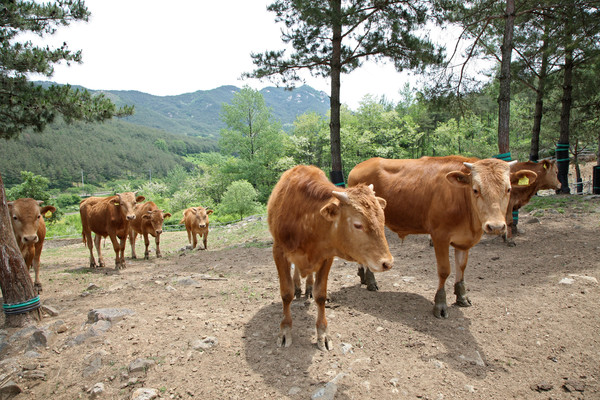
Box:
143, 209, 171, 235
538, 159, 561, 190
112, 192, 145, 220
446, 159, 535, 235
7, 198, 56, 245
189, 207, 212, 229
320, 184, 393, 273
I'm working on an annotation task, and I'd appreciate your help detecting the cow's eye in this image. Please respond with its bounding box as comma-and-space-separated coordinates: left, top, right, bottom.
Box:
353, 222, 363, 230
507, 187, 511, 193
12, 215, 17, 220
473, 188, 479, 195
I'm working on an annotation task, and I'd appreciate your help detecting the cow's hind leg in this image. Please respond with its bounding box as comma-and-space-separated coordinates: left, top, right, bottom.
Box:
273, 243, 293, 348
453, 248, 472, 307
93, 234, 105, 268
314, 257, 334, 351
305, 272, 314, 299
202, 232, 208, 250
32, 248, 42, 294
143, 233, 151, 260
432, 239, 452, 318
293, 266, 302, 299
155, 233, 162, 258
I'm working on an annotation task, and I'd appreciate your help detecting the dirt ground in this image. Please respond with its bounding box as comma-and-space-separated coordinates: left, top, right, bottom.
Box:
1, 197, 599, 399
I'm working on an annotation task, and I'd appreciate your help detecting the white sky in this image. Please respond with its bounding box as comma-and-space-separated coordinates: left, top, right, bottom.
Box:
32, 0, 465, 110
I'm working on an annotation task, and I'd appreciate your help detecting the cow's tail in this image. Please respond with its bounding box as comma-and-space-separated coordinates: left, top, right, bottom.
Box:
179, 218, 185, 225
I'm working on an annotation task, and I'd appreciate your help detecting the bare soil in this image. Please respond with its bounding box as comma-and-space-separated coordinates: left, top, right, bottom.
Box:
1, 195, 599, 400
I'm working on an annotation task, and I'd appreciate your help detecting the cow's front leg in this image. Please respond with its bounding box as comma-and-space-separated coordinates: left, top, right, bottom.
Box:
314, 258, 334, 351
155, 234, 162, 258
129, 231, 138, 259
273, 244, 293, 348
454, 248, 472, 307
432, 239, 451, 318
32, 257, 42, 294
202, 232, 208, 250
293, 266, 302, 299
118, 235, 127, 269
143, 233, 151, 260
109, 234, 123, 269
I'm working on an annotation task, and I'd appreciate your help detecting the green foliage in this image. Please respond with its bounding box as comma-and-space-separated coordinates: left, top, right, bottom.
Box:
0, 1, 133, 140
6, 171, 51, 203
219, 180, 261, 221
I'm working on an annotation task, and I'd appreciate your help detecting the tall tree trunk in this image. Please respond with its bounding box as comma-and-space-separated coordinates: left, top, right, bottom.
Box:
0, 172, 41, 327
329, 0, 344, 186
557, 8, 574, 194
529, 14, 550, 162
497, 0, 515, 155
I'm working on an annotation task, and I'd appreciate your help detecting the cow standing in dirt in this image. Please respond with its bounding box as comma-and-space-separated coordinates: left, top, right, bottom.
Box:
129, 201, 171, 259
505, 159, 560, 245
8, 198, 56, 293
348, 156, 536, 318
268, 165, 393, 350
180, 206, 213, 250
80, 192, 145, 269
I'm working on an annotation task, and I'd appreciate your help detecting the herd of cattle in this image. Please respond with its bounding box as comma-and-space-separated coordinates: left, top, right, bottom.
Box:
7, 155, 559, 351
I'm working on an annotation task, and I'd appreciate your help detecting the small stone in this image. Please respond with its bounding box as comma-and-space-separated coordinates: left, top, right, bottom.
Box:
131, 388, 158, 400
0, 380, 22, 398
530, 382, 553, 392
190, 337, 218, 351
87, 283, 101, 291
288, 387, 301, 395
41, 304, 59, 316
128, 358, 155, 374
340, 343, 353, 355
559, 278, 575, 285
563, 380, 585, 392
89, 382, 105, 399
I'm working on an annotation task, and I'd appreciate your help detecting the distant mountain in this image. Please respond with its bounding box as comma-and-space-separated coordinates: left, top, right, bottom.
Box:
104, 85, 330, 139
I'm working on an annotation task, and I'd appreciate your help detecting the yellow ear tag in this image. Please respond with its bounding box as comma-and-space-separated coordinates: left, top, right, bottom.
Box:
114, 202, 120, 206
543, 164, 547, 169
45, 211, 52, 218
518, 176, 529, 185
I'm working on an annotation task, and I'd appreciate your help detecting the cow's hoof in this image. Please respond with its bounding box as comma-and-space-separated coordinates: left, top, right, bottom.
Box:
454, 281, 472, 307
156, 253, 162, 258
433, 304, 448, 319
357, 266, 366, 285
132, 255, 137, 259
34, 283, 42, 294
277, 327, 292, 348
305, 286, 313, 299
433, 288, 448, 318
144, 255, 149, 260
317, 334, 333, 351
366, 282, 379, 291
506, 239, 516, 247
294, 287, 302, 299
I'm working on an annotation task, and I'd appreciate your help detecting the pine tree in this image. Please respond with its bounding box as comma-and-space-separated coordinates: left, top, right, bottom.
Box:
245, 0, 443, 185
0, 0, 133, 327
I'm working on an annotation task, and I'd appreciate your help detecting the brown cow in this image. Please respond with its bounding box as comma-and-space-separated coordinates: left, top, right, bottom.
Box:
348, 156, 537, 318
505, 159, 560, 244
180, 206, 213, 250
128, 201, 171, 259
7, 198, 56, 293
268, 165, 393, 350
80, 192, 145, 269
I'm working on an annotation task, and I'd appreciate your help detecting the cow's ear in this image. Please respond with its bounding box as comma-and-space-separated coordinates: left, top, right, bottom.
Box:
206, 209, 214, 215
142, 214, 152, 219
7, 201, 13, 210
136, 196, 145, 203
163, 213, 172, 219
41, 205, 57, 215
511, 170, 537, 187
446, 171, 472, 187
320, 199, 340, 221
376, 196, 387, 210
191, 207, 197, 213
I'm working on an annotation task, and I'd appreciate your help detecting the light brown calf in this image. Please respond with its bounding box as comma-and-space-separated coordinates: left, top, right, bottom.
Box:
180, 206, 213, 250
129, 201, 171, 259
268, 165, 393, 350
80, 192, 145, 269
8, 198, 56, 293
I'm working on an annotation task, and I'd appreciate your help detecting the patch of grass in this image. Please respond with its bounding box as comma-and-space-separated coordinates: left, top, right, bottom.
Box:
523, 194, 598, 213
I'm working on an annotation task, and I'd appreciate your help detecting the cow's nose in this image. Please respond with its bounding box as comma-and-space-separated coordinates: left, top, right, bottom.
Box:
484, 222, 506, 234
199, 224, 206, 228
23, 235, 38, 244
156, 229, 162, 235
127, 215, 136, 220
381, 260, 393, 271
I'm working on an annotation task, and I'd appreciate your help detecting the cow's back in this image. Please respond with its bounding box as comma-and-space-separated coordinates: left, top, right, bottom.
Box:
80, 196, 122, 237
268, 165, 334, 253
349, 156, 476, 237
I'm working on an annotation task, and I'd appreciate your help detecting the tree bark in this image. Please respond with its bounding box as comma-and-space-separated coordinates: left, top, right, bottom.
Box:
557, 7, 574, 194
497, 0, 515, 155
529, 14, 550, 162
0, 172, 41, 327
329, 0, 344, 186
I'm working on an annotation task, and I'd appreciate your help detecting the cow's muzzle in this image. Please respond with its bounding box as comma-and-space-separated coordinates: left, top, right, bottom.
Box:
127, 215, 136, 220
484, 221, 506, 235
22, 235, 39, 244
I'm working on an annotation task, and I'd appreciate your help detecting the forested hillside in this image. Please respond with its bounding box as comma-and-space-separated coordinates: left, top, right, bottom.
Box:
104, 85, 329, 137
0, 118, 212, 189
